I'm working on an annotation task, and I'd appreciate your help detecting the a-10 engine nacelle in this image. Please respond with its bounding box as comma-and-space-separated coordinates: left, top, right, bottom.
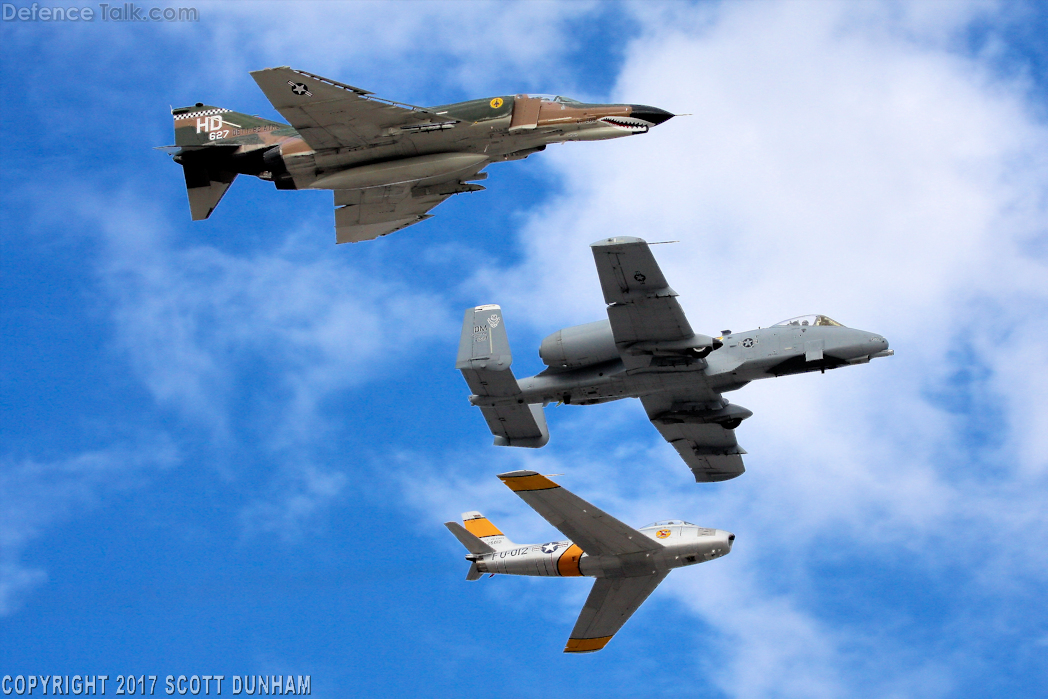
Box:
539, 319, 722, 370
539, 320, 620, 370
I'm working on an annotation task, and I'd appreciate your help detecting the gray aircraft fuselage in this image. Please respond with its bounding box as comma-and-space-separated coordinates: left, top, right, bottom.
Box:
476, 317, 889, 415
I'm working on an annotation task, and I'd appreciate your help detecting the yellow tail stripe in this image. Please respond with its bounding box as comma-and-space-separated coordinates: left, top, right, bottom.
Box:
500, 474, 559, 492
463, 518, 502, 537
564, 636, 613, 653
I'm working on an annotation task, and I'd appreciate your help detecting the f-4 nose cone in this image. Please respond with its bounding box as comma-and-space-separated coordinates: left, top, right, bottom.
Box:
629, 105, 675, 126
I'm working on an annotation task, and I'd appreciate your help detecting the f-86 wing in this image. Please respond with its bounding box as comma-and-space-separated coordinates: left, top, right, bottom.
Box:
498, 470, 659, 556
250, 66, 456, 152
566, 573, 668, 653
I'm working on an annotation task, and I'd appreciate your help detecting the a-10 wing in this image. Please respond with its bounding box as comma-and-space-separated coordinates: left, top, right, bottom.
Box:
590, 237, 746, 482
640, 391, 746, 483
590, 236, 695, 361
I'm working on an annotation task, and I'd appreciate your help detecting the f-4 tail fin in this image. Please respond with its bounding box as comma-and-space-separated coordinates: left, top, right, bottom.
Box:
171, 104, 286, 147
166, 104, 289, 221
457, 305, 549, 448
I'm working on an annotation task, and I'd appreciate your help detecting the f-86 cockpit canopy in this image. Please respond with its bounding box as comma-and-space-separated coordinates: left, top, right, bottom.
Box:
774, 314, 843, 328
642, 520, 695, 528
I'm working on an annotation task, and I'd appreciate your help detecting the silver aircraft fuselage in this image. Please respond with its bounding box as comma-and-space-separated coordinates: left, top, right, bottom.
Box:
472, 523, 734, 579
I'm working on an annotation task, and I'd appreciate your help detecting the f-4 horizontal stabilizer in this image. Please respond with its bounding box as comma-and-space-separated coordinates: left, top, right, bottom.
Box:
182, 164, 237, 221
456, 305, 549, 448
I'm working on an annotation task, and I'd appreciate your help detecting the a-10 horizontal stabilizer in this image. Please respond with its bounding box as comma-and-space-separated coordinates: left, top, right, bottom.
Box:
457, 306, 549, 448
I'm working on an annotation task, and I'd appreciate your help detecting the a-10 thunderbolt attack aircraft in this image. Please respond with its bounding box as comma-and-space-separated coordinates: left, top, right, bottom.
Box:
457, 237, 893, 483
446, 470, 734, 653
159, 66, 674, 243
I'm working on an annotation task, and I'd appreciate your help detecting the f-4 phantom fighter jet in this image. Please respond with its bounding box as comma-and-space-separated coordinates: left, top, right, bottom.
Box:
457, 237, 893, 483
160, 67, 674, 243
446, 470, 734, 653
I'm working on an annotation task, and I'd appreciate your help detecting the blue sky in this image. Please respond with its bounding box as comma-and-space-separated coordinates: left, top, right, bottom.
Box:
2, 1, 1046, 697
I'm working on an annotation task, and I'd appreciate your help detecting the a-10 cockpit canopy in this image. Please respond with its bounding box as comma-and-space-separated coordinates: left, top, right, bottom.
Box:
641, 520, 695, 528
774, 314, 843, 328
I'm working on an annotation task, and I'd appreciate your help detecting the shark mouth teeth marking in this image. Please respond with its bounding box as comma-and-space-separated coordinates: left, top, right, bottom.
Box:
599, 116, 650, 133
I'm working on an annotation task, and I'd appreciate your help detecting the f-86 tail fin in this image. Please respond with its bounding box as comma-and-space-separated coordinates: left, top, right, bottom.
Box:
445, 511, 516, 581
457, 305, 549, 448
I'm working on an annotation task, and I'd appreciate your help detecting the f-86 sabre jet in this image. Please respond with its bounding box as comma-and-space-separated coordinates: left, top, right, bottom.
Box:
159, 66, 674, 243
446, 470, 734, 653
457, 237, 893, 483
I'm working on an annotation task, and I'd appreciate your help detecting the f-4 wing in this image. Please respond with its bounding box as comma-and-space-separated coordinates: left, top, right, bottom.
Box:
498, 470, 659, 556
250, 66, 454, 152
332, 163, 487, 243
590, 237, 718, 368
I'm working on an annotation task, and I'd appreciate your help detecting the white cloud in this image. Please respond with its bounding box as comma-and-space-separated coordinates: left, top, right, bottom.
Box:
187, 1, 605, 99
60, 191, 457, 542
81, 194, 453, 448
401, 1, 1048, 695
0, 440, 178, 615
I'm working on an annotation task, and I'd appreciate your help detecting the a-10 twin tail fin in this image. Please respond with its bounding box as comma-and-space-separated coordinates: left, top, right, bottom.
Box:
456, 305, 549, 447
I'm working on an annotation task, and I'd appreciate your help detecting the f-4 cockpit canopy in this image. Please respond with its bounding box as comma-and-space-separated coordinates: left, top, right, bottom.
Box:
774, 314, 843, 328
526, 94, 584, 105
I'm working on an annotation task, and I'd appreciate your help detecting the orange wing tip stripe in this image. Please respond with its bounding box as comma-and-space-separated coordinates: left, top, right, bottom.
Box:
564, 636, 613, 653
499, 474, 560, 492
463, 518, 503, 537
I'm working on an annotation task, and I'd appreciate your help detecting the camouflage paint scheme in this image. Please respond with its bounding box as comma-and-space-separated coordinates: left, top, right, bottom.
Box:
457, 237, 893, 483
445, 471, 734, 653
160, 67, 674, 243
